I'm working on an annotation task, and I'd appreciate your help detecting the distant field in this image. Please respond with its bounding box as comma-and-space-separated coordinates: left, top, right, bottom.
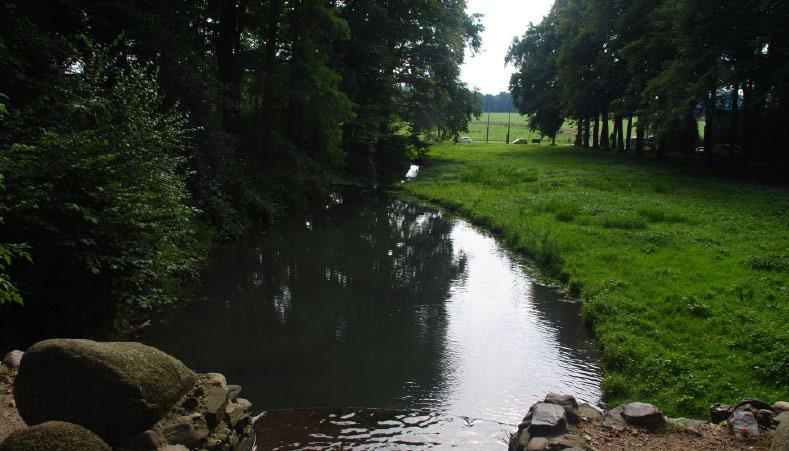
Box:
465, 113, 577, 144
402, 142, 788, 418
466, 113, 706, 144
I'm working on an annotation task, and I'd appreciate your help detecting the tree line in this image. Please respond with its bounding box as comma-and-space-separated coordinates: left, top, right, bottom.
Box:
0, 0, 482, 343
506, 0, 789, 167
479, 92, 516, 113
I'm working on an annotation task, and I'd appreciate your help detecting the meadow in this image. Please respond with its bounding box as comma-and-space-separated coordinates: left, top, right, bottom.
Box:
401, 142, 788, 418
467, 113, 706, 144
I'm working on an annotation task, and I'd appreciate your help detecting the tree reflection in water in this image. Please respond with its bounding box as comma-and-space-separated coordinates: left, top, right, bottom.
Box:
142, 189, 468, 411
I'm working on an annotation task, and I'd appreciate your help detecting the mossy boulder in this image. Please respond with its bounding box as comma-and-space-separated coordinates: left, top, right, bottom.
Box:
14, 339, 197, 444
0, 421, 111, 451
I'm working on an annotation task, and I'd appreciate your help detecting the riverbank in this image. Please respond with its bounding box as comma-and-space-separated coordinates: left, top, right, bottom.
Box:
400, 142, 789, 418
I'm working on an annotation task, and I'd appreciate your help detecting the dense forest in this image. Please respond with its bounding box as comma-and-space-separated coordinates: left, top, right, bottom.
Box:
0, 0, 482, 344
507, 0, 789, 165
479, 91, 516, 113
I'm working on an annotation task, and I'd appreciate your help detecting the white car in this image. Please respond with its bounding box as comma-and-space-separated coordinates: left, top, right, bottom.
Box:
459, 137, 473, 143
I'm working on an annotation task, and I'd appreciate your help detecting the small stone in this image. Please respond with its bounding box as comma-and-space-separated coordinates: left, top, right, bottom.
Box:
527, 436, 549, 451
734, 398, 772, 412
204, 386, 229, 427
2, 350, 24, 369
226, 402, 250, 428
227, 385, 242, 402
156, 446, 189, 451
547, 435, 587, 450
544, 393, 580, 424
578, 403, 603, 422
711, 403, 734, 424
125, 429, 161, 449
206, 373, 227, 389
621, 402, 666, 431
772, 416, 789, 451
235, 398, 252, 410
774, 402, 789, 413
528, 403, 567, 437
728, 409, 760, 440
162, 415, 209, 448
516, 430, 531, 450
667, 417, 707, 436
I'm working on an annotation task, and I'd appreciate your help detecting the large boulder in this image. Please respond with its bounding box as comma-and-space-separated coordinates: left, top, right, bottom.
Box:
14, 339, 196, 444
0, 421, 110, 451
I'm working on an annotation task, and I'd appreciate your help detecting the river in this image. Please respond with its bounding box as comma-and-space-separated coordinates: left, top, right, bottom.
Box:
140, 187, 601, 449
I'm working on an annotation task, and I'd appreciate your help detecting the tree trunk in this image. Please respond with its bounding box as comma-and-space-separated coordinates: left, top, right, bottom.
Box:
261, 0, 284, 162
601, 106, 610, 150
730, 83, 739, 148
703, 90, 716, 166
216, 0, 247, 131
636, 114, 644, 156
593, 114, 600, 149
574, 119, 582, 147
625, 115, 633, 152
583, 117, 591, 147
616, 115, 624, 152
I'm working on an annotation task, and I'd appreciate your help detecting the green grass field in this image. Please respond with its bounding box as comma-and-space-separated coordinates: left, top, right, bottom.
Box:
400, 142, 788, 418
466, 112, 578, 143
468, 113, 706, 144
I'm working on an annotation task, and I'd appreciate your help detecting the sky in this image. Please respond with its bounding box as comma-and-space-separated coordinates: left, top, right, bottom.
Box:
461, 0, 554, 95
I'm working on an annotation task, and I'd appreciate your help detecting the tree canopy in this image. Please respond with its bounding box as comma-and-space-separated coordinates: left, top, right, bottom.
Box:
0, 0, 482, 342
507, 0, 789, 170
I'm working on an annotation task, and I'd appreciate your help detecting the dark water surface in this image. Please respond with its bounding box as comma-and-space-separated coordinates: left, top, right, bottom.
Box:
140, 189, 601, 449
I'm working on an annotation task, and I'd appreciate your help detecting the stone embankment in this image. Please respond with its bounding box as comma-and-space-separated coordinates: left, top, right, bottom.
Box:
510, 393, 789, 451
0, 339, 255, 451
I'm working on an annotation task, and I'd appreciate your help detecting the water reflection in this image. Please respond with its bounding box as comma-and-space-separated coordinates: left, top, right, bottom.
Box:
140, 189, 601, 449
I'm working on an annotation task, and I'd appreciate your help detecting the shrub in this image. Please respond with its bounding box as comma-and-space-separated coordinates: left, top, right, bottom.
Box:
0, 46, 198, 335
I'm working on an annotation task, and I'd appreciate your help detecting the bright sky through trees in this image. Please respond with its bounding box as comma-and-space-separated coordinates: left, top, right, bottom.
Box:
462, 0, 553, 94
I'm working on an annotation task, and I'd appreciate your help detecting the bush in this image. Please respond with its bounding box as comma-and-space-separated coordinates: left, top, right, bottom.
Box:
0, 46, 198, 336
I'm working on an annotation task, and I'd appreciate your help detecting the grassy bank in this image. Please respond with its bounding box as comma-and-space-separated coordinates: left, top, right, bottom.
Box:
400, 142, 788, 418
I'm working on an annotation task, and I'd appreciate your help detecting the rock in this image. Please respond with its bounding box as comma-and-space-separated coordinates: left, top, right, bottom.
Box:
0, 421, 110, 451
734, 398, 773, 412
577, 403, 603, 422
2, 351, 23, 369
776, 412, 789, 425
544, 393, 580, 424
756, 409, 775, 428
773, 416, 789, 451
206, 373, 227, 389
156, 446, 189, 451
13, 339, 197, 445
667, 417, 708, 436
226, 402, 250, 429
620, 402, 666, 431
236, 398, 252, 410
204, 386, 229, 427
515, 430, 531, 451
711, 403, 734, 424
528, 403, 567, 437
546, 435, 587, 450
124, 429, 162, 449
526, 436, 549, 451
775, 402, 789, 413
161, 415, 209, 448
728, 409, 760, 440
227, 385, 242, 402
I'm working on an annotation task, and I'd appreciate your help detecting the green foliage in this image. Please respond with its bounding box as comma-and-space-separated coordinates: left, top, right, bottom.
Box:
0, 45, 198, 333
403, 143, 789, 417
